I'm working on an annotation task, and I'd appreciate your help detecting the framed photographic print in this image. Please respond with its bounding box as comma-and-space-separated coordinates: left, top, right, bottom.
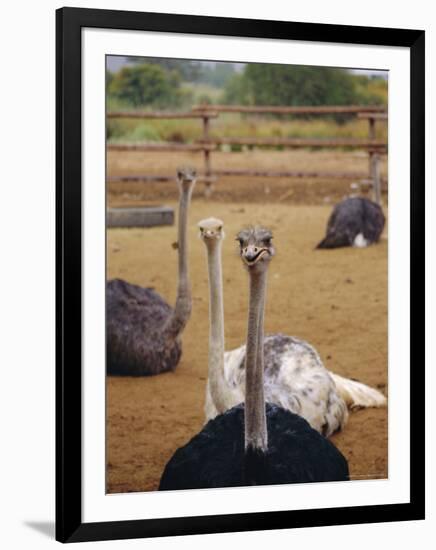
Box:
56, 7, 425, 543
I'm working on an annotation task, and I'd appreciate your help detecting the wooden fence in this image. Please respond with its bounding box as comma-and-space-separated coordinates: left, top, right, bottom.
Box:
107, 105, 387, 202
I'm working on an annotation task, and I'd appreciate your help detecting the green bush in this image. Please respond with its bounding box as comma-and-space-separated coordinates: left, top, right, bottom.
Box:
128, 124, 161, 141
108, 63, 183, 108
106, 119, 125, 140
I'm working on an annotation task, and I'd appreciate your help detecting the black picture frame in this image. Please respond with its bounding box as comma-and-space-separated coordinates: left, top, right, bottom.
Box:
56, 6, 425, 543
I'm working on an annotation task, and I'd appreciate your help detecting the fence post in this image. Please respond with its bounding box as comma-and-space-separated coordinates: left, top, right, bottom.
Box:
370, 152, 382, 205
367, 115, 376, 180
202, 113, 213, 197
367, 116, 382, 204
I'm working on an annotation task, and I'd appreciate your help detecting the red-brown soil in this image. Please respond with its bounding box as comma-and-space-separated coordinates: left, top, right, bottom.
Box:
107, 150, 388, 493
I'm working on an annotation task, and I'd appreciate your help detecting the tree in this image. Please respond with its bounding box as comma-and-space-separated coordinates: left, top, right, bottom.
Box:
196, 63, 237, 87
353, 75, 387, 105
106, 70, 114, 92
127, 57, 202, 82
222, 73, 252, 104
222, 64, 373, 109
108, 63, 182, 108
242, 64, 357, 106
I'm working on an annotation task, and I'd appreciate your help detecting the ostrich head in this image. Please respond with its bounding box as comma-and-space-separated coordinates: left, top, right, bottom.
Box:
176, 166, 197, 193
198, 217, 225, 243
236, 226, 275, 273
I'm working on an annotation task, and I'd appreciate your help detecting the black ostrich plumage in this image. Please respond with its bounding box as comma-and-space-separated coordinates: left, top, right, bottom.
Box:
159, 403, 349, 490
107, 278, 182, 376
317, 197, 385, 249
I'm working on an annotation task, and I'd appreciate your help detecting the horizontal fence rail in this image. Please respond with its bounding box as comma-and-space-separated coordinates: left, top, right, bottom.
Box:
107, 105, 388, 201
214, 169, 370, 179
107, 174, 216, 183
357, 112, 389, 120
200, 137, 387, 149
193, 104, 386, 115
108, 110, 218, 119
108, 143, 216, 152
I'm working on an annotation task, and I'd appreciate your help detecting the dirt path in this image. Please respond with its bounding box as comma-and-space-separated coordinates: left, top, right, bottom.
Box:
107, 200, 388, 493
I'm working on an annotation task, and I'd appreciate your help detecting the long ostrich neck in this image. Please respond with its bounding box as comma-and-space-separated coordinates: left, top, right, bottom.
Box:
244, 269, 268, 452
205, 239, 236, 412
164, 184, 192, 338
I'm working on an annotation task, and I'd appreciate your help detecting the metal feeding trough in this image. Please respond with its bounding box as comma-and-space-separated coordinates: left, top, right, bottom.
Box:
107, 206, 174, 228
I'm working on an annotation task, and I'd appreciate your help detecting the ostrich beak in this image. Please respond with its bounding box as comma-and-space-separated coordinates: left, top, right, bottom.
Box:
242, 244, 269, 266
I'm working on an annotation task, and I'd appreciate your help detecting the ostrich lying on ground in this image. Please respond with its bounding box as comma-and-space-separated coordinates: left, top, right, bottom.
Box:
198, 218, 386, 436
159, 226, 349, 490
106, 167, 196, 376
317, 197, 385, 249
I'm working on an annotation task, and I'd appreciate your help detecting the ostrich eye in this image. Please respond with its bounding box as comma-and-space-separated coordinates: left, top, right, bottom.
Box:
263, 238, 271, 246
218, 226, 222, 231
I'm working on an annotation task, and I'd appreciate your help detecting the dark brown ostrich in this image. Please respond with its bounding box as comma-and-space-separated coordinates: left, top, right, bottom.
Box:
107, 167, 196, 376
317, 197, 385, 249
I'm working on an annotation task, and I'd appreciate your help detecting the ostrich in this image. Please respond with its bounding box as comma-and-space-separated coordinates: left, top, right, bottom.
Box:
316, 197, 385, 249
106, 167, 196, 376
159, 226, 349, 490
198, 218, 386, 436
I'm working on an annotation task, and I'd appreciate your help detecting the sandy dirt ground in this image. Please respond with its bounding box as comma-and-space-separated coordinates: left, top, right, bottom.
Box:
106, 150, 388, 493
107, 149, 387, 205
